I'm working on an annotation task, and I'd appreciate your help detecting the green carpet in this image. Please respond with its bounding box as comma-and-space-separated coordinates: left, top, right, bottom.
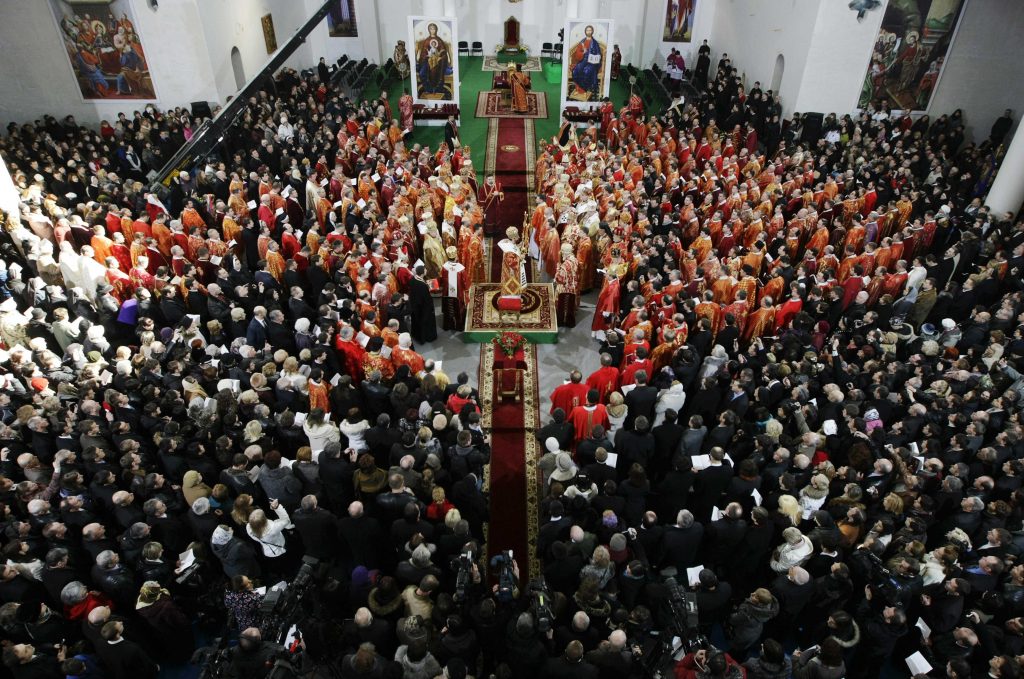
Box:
363, 56, 633, 183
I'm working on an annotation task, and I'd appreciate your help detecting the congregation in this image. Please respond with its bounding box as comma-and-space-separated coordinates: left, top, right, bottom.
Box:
0, 34, 1020, 679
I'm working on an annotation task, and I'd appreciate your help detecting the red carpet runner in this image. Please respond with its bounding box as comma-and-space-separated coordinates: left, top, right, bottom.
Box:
480, 116, 541, 580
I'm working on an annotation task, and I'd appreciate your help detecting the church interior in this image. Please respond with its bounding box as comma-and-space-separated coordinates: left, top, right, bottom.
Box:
1, 1, 1024, 678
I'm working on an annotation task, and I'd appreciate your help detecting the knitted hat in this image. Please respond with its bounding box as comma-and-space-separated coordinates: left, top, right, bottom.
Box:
555, 453, 573, 472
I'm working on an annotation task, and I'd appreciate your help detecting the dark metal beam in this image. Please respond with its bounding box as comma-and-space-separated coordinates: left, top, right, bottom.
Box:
152, 0, 334, 187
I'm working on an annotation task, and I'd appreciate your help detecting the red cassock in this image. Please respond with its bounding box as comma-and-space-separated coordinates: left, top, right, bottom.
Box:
549, 382, 590, 416
334, 338, 367, 383
586, 366, 620, 404
591, 279, 620, 332
774, 298, 803, 332
568, 404, 610, 444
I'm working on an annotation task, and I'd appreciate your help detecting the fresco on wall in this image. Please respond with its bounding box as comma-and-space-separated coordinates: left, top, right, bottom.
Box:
663, 0, 697, 42
328, 0, 358, 37
409, 16, 459, 103
858, 0, 968, 111
562, 20, 613, 105
48, 0, 155, 101
262, 13, 277, 54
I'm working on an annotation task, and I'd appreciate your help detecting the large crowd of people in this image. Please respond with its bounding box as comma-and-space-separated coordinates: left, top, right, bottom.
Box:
0, 36, 1020, 679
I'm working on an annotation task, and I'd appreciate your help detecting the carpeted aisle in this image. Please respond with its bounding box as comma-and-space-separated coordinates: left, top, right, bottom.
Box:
479, 113, 542, 580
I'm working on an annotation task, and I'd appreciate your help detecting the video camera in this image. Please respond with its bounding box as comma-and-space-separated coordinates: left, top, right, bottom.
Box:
862, 550, 908, 604
192, 637, 232, 679
489, 550, 517, 603
453, 549, 474, 604
258, 556, 320, 645
528, 577, 554, 633
630, 578, 708, 678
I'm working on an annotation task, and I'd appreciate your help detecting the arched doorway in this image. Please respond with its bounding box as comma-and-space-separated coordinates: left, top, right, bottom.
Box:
770, 53, 784, 93
231, 47, 245, 90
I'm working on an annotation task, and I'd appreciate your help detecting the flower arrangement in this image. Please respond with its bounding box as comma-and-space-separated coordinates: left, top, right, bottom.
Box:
496, 331, 527, 356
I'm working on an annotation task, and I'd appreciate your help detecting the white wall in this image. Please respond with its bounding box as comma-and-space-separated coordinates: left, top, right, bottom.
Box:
0, 0, 218, 124
927, 0, 1024, 142
793, 0, 886, 115
641, 0, 715, 69
195, 0, 319, 105
709, 0, 820, 116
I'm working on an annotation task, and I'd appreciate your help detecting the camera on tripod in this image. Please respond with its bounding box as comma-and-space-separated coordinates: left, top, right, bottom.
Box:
529, 577, 554, 633
489, 550, 517, 603
258, 556, 320, 644
453, 549, 474, 604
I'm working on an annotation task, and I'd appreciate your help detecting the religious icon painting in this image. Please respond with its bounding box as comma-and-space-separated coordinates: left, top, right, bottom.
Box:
858, 0, 968, 112
664, 0, 697, 42
47, 0, 156, 101
261, 14, 278, 54
561, 19, 613, 107
408, 16, 460, 104
328, 0, 358, 37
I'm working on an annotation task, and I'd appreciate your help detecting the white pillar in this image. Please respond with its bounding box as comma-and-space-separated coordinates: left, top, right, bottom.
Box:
422, 0, 443, 16
987, 129, 1024, 218
566, 0, 580, 18
442, 0, 456, 17
578, 0, 600, 17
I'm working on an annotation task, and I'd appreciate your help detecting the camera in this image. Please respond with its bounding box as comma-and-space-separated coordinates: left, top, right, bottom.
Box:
452, 549, 474, 604
528, 577, 554, 633
488, 550, 517, 603
258, 556, 320, 644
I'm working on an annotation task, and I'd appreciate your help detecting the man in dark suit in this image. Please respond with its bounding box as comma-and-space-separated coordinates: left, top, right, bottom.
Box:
245, 306, 268, 349
536, 501, 572, 558
266, 309, 296, 354
705, 502, 748, 574
623, 371, 658, 430
97, 619, 159, 679
337, 501, 385, 569
444, 115, 460, 152
287, 286, 317, 321
408, 266, 437, 344
660, 509, 704, 573
291, 495, 343, 562
690, 447, 733, 522
724, 380, 749, 418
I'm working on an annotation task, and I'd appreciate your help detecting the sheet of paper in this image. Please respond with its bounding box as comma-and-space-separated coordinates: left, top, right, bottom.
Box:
254, 586, 267, 596
99, 370, 113, 385
434, 361, 442, 372
349, 178, 357, 186
724, 453, 735, 467
686, 566, 704, 587
751, 488, 763, 506
320, 179, 328, 187
247, 200, 257, 209
330, 373, 342, 386
711, 507, 724, 521
275, 207, 284, 216
380, 345, 392, 359
210, 255, 222, 265
691, 454, 711, 471
603, 452, 618, 468
333, 200, 343, 208
371, 173, 380, 182
357, 199, 367, 209
175, 548, 195, 573
418, 223, 428, 235
915, 618, 931, 640
355, 331, 370, 347
294, 412, 306, 426
906, 652, 932, 676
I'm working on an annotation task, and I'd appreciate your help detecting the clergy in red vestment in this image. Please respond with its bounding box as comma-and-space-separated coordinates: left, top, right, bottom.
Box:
743, 297, 777, 342
773, 288, 804, 332
592, 271, 621, 334
586, 354, 621, 404
334, 326, 367, 383
549, 371, 590, 416
391, 332, 425, 375
568, 389, 611, 445
308, 368, 331, 414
